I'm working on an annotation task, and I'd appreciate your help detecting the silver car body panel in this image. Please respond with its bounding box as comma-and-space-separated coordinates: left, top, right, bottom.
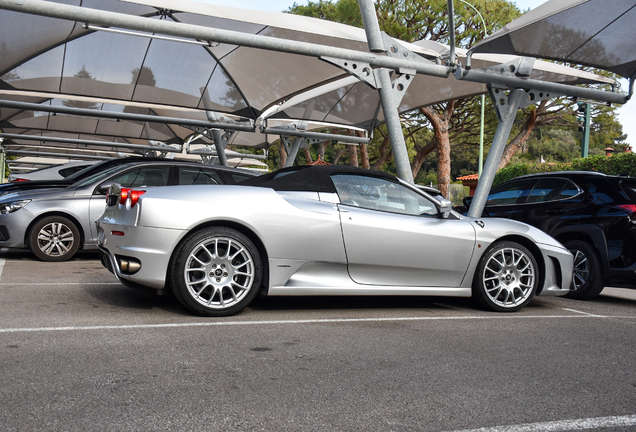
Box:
97, 183, 573, 298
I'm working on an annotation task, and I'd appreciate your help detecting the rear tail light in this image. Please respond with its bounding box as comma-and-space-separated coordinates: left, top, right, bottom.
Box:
11, 178, 28, 182
110, 188, 146, 208
616, 204, 636, 220
129, 190, 146, 208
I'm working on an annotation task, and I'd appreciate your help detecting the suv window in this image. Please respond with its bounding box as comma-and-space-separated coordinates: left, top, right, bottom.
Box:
487, 180, 533, 205
332, 174, 438, 216
526, 178, 574, 203
178, 167, 222, 185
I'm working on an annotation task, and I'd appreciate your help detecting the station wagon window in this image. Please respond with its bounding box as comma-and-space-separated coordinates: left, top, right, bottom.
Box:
331, 174, 438, 216
178, 167, 222, 185
487, 180, 533, 205
110, 166, 170, 187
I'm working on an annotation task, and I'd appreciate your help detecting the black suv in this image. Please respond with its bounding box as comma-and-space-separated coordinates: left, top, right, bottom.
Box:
466, 171, 636, 300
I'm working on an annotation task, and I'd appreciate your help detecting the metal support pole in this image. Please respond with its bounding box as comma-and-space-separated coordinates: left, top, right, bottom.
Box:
581, 102, 591, 158
478, 94, 485, 176
0, 147, 5, 184
284, 137, 303, 167
358, 0, 414, 184
211, 129, 228, 166
468, 89, 528, 218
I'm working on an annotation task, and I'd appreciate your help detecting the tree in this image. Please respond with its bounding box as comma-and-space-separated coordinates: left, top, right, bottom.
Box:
62, 65, 100, 110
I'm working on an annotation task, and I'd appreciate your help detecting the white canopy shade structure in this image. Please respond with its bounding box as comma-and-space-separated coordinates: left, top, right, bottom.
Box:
0, 0, 444, 170
471, 0, 636, 82
0, 0, 630, 214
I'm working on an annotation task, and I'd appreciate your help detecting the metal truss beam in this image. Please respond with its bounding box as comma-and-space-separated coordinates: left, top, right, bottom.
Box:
0, 133, 181, 154
262, 127, 369, 144
4, 149, 113, 160
0, 99, 255, 133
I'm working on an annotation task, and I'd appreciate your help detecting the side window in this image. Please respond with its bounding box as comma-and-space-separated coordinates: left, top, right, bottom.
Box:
559, 180, 581, 199
526, 178, 567, 203
110, 166, 170, 188
59, 165, 89, 178
331, 174, 438, 216
487, 180, 533, 205
179, 167, 222, 185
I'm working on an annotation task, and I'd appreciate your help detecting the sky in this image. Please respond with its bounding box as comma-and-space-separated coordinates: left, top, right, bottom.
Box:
198, 0, 634, 146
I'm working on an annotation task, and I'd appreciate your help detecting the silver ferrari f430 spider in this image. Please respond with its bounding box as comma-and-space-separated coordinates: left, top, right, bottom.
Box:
96, 165, 573, 316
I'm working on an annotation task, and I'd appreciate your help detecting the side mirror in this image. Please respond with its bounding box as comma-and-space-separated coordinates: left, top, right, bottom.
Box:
96, 181, 115, 195
439, 198, 453, 219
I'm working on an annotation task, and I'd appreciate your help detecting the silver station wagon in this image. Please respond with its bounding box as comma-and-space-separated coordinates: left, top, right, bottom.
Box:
0, 161, 257, 261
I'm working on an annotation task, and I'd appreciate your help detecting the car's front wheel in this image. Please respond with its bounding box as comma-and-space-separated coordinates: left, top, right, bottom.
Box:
564, 240, 605, 300
472, 241, 538, 312
29, 215, 81, 262
170, 227, 262, 317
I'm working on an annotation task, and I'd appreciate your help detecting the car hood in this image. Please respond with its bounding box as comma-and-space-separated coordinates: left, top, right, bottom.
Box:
0, 187, 77, 203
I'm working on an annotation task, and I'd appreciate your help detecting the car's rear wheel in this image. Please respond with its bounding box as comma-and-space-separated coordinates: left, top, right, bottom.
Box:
564, 240, 605, 300
472, 241, 538, 312
170, 227, 262, 317
29, 215, 81, 262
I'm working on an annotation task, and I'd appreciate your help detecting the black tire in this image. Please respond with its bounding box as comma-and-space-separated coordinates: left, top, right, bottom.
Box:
472, 241, 539, 312
169, 227, 262, 317
29, 215, 81, 262
564, 240, 605, 300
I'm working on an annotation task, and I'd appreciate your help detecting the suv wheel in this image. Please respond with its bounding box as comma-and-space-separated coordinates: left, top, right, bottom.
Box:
564, 240, 605, 300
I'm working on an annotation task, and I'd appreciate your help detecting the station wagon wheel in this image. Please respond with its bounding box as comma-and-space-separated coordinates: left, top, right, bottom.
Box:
472, 241, 538, 312
564, 240, 605, 300
29, 215, 81, 262
170, 227, 262, 317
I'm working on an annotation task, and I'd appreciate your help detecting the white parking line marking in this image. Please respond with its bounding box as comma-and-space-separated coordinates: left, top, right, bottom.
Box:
0, 282, 121, 285
446, 414, 636, 431
0, 313, 634, 334
562, 308, 605, 317
0, 258, 5, 282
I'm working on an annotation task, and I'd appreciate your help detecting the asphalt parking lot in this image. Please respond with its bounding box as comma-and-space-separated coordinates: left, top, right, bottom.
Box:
1, 248, 635, 432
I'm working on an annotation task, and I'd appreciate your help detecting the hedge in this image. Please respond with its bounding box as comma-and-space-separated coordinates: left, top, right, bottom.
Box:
492, 152, 636, 186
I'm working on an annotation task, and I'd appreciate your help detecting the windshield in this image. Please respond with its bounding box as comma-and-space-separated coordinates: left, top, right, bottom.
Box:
68, 165, 124, 189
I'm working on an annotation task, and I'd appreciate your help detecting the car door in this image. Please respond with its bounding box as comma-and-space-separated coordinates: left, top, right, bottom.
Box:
331, 174, 476, 287
514, 177, 584, 234
88, 165, 171, 244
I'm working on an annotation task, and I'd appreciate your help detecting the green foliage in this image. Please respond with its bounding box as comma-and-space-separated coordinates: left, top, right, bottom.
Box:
570, 152, 636, 176
493, 152, 636, 186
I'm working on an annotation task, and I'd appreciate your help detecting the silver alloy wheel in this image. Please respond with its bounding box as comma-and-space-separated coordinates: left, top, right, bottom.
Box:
482, 247, 536, 308
184, 236, 255, 310
36, 222, 76, 257
570, 249, 590, 291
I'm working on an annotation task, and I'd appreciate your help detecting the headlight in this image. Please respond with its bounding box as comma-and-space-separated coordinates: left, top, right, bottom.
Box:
0, 200, 31, 214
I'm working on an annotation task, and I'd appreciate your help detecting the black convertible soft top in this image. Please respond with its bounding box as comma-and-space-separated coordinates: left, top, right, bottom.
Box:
239, 165, 398, 193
